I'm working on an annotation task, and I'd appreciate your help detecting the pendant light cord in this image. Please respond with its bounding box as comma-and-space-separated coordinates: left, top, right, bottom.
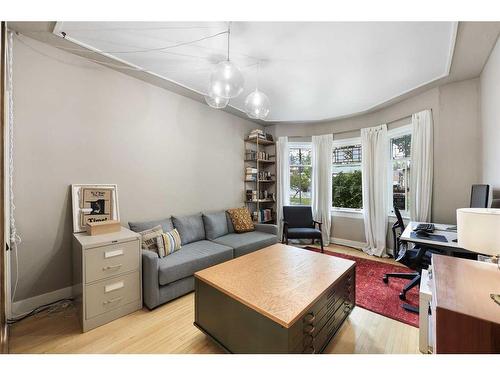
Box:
227, 22, 231, 61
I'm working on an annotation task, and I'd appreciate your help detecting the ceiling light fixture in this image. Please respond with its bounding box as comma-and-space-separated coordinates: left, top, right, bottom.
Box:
244, 62, 270, 120
204, 88, 229, 108
207, 22, 244, 100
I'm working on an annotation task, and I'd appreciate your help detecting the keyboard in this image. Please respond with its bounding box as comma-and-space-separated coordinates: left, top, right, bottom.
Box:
415, 223, 435, 232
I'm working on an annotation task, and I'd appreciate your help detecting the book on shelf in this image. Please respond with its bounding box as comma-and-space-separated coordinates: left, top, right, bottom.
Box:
247, 129, 273, 142
253, 208, 273, 223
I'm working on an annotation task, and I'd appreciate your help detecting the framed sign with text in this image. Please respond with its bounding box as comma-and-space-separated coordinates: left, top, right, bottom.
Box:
71, 184, 120, 233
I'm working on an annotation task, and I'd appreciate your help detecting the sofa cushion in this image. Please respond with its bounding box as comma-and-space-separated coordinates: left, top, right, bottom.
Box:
129, 218, 174, 233
172, 213, 206, 245
212, 231, 277, 258
202, 211, 229, 240
226, 212, 235, 233
227, 207, 255, 233
137, 225, 164, 254
286, 227, 322, 239
158, 240, 233, 285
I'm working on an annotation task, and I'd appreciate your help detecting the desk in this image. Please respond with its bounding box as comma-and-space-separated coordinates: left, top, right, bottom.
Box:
430, 255, 500, 353
400, 221, 474, 257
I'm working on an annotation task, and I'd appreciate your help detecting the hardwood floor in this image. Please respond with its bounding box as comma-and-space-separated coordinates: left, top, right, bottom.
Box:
8, 245, 420, 354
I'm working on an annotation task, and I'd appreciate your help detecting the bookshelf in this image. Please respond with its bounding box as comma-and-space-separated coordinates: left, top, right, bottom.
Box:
244, 129, 277, 224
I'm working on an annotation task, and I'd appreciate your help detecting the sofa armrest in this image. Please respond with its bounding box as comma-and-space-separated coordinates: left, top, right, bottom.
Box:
142, 249, 160, 309
254, 223, 278, 236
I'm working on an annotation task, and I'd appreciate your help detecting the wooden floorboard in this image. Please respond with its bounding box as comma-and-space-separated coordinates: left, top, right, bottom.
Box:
8, 245, 420, 354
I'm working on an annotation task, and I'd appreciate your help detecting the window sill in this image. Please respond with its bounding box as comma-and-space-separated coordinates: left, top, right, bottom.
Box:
331, 209, 411, 221
388, 212, 410, 221
331, 208, 363, 218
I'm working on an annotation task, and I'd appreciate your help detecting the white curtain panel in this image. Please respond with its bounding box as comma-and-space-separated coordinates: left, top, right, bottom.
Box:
410, 109, 434, 222
312, 134, 333, 246
276, 136, 290, 240
361, 124, 389, 257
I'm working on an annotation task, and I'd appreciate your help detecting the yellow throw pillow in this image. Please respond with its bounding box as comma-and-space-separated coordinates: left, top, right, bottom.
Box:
227, 207, 255, 233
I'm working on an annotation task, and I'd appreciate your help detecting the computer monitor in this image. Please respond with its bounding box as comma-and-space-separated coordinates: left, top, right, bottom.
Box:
470, 184, 490, 208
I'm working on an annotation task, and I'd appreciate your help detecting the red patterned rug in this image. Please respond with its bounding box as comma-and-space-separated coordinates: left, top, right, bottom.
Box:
304, 246, 419, 327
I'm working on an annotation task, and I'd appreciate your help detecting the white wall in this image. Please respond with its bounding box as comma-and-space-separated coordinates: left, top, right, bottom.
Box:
480, 36, 500, 202
11, 37, 258, 301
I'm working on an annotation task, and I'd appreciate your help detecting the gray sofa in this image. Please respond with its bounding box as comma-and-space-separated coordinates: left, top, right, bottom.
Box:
129, 210, 278, 309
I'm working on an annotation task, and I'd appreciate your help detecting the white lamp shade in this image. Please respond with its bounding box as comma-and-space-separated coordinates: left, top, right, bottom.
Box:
457, 208, 500, 255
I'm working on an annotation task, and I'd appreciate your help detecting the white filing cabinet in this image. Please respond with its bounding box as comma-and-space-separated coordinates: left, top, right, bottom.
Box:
419, 269, 433, 353
73, 227, 142, 332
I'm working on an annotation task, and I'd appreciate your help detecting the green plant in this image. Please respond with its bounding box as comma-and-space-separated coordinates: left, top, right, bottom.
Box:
290, 166, 311, 204
332, 170, 363, 209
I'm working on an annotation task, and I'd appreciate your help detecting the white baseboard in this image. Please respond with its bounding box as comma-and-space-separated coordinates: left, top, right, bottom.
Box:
11, 286, 73, 319
330, 237, 367, 250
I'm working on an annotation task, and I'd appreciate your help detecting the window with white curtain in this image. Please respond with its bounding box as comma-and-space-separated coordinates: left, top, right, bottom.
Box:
289, 143, 312, 205
332, 138, 363, 210
388, 125, 412, 216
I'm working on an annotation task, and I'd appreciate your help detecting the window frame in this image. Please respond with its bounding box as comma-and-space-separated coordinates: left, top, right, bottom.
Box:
331, 137, 363, 215
387, 124, 412, 219
288, 142, 312, 206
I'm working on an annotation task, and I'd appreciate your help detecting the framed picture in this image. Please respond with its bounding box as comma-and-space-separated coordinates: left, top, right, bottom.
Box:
71, 184, 120, 233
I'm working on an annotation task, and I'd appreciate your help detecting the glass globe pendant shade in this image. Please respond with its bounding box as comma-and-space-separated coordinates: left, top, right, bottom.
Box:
244, 89, 270, 120
204, 93, 229, 109
209, 60, 244, 99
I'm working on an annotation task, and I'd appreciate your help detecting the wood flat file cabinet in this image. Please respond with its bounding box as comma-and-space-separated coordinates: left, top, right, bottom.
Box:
73, 227, 142, 332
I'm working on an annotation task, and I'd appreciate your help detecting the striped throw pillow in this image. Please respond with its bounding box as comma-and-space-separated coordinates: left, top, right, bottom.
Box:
160, 228, 182, 257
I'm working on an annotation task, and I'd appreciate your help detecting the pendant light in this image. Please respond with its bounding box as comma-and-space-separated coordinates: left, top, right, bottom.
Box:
208, 23, 244, 100
244, 62, 270, 120
204, 89, 229, 109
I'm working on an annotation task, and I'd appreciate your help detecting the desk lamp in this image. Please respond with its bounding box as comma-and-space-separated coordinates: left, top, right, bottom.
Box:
457, 208, 500, 305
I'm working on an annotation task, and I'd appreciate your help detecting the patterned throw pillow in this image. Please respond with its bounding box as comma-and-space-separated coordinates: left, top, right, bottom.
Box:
139, 225, 164, 253
227, 207, 255, 233
160, 229, 182, 257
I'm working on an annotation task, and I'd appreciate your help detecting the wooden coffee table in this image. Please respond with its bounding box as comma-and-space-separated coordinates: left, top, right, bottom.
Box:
194, 243, 356, 353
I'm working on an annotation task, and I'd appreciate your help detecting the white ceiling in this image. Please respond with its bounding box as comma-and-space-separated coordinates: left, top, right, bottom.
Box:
55, 22, 457, 123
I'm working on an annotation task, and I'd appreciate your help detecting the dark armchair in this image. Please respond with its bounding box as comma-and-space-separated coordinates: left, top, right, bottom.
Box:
282, 206, 324, 252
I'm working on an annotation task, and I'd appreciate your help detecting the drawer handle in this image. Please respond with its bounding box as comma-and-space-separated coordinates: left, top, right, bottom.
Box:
304, 313, 315, 323
104, 249, 124, 259
303, 324, 315, 334
103, 297, 123, 305
104, 281, 124, 293
102, 264, 122, 271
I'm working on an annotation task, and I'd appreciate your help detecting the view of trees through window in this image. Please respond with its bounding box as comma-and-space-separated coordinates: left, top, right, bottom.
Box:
391, 133, 411, 212
289, 146, 312, 205
332, 143, 363, 209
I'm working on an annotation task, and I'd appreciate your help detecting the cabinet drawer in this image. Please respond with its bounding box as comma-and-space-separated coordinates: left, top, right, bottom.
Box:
85, 240, 140, 283
85, 272, 140, 319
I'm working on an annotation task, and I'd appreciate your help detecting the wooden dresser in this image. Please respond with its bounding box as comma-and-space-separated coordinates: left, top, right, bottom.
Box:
195, 244, 356, 353
430, 255, 500, 353
73, 227, 142, 332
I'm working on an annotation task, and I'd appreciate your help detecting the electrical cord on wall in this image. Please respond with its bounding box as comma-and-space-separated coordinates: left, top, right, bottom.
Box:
7, 30, 22, 306
6, 298, 74, 325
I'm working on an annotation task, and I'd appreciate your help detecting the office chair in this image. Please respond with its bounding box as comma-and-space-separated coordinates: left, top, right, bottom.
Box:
282, 206, 324, 252
470, 184, 490, 208
382, 206, 435, 313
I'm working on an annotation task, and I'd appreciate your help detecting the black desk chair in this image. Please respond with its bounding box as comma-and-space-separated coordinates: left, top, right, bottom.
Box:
383, 207, 436, 313
282, 206, 324, 253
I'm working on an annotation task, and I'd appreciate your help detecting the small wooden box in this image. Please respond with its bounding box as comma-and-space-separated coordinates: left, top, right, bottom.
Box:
86, 220, 121, 236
